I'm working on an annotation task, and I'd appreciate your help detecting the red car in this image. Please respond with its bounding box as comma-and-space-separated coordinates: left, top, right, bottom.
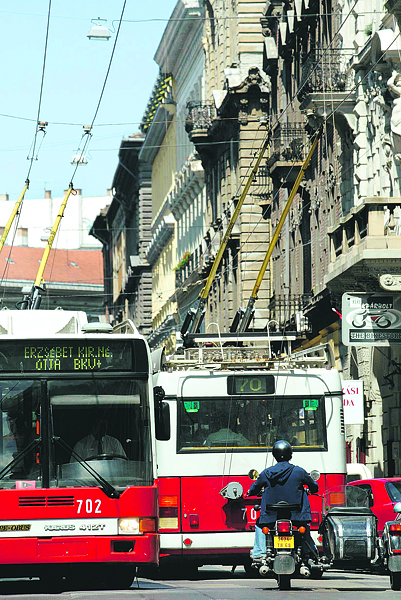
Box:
347, 478, 401, 533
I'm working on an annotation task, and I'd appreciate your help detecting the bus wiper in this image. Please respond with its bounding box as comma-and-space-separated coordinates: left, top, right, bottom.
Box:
0, 438, 41, 482
52, 437, 121, 499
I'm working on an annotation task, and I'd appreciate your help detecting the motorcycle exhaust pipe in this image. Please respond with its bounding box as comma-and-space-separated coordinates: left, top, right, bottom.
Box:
300, 565, 311, 578
259, 564, 271, 577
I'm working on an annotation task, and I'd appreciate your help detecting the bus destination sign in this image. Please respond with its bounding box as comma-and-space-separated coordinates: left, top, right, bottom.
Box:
0, 340, 140, 373
227, 375, 275, 395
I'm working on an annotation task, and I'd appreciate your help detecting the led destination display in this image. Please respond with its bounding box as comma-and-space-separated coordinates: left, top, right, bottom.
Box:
227, 374, 275, 395
0, 339, 148, 373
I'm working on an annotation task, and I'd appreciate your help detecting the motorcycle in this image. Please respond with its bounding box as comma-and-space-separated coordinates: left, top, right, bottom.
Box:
319, 485, 379, 571
250, 470, 325, 590
381, 501, 401, 590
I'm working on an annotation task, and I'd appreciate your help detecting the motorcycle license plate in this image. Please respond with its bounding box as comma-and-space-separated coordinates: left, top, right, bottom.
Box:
274, 536, 294, 549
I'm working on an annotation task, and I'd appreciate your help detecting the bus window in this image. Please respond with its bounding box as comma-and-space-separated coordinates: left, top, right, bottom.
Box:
177, 396, 327, 451
0, 380, 41, 486
49, 379, 153, 488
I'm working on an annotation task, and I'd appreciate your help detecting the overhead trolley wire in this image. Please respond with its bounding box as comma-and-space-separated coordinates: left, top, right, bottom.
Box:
0, 0, 53, 311
25, 0, 128, 310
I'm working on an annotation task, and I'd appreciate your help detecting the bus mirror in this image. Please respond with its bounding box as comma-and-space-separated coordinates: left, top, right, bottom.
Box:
154, 387, 170, 441
248, 469, 258, 480
154, 386, 165, 403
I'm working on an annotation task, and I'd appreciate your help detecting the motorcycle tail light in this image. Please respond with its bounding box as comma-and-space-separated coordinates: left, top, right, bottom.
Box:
262, 527, 270, 534
390, 524, 401, 533
276, 520, 292, 534
298, 526, 306, 534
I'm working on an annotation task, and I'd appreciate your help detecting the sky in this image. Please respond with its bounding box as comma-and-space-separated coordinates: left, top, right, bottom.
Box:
0, 0, 177, 201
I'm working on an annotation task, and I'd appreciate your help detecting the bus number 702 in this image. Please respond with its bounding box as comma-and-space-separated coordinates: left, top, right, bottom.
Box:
77, 499, 102, 514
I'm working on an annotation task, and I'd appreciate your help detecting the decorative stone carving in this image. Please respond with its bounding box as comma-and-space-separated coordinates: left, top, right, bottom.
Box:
387, 69, 401, 162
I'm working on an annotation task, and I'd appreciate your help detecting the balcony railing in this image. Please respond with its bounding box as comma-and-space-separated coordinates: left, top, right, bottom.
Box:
298, 47, 354, 101
268, 293, 313, 331
185, 101, 216, 138
268, 124, 309, 168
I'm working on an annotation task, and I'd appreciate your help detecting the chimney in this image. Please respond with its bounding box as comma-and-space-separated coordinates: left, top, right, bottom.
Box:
107, 188, 112, 196
75, 189, 82, 196
0, 194, 9, 202
45, 190, 52, 199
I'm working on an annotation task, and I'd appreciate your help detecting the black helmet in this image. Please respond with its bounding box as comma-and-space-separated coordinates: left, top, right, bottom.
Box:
272, 440, 292, 462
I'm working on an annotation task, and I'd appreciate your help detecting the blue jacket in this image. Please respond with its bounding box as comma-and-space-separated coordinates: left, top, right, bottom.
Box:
248, 461, 318, 524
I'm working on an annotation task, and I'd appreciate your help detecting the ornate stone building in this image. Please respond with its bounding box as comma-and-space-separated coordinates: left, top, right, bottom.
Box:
184, 0, 272, 332
260, 0, 401, 475
90, 134, 152, 336
142, 0, 206, 352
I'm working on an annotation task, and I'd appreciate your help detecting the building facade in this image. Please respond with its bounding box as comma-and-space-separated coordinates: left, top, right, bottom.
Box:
90, 135, 153, 335
259, 0, 401, 476
142, 0, 206, 352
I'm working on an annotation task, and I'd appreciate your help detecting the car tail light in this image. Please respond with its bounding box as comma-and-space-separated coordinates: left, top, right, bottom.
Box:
159, 495, 179, 529
276, 521, 292, 534
311, 512, 320, 525
390, 524, 401, 533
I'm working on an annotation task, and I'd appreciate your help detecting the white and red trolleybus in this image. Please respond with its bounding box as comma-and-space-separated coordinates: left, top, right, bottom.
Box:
152, 334, 346, 573
0, 310, 158, 588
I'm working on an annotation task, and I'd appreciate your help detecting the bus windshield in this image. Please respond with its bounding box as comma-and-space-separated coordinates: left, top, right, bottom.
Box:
178, 396, 327, 451
0, 378, 153, 489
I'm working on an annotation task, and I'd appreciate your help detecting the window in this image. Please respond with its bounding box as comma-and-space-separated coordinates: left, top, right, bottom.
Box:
50, 379, 153, 487
386, 481, 401, 502
177, 396, 327, 452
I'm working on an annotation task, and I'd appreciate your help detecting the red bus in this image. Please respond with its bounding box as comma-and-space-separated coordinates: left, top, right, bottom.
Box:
152, 337, 346, 575
0, 310, 158, 588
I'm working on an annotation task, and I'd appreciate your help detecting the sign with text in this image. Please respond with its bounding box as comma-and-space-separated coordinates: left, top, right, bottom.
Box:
0, 339, 148, 373
342, 292, 401, 346
342, 380, 364, 425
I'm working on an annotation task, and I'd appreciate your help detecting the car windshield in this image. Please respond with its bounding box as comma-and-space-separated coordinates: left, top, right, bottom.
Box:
178, 396, 327, 451
386, 481, 401, 502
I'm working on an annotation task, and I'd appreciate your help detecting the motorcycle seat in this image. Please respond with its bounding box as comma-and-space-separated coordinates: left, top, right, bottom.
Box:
265, 502, 301, 511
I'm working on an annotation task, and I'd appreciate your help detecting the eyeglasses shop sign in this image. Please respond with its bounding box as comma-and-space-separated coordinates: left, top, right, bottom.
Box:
342, 380, 364, 425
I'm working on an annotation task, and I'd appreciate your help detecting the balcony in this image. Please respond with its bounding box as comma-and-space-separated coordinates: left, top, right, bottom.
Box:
185, 101, 217, 144
298, 47, 356, 124
269, 293, 313, 331
267, 123, 309, 183
325, 198, 401, 293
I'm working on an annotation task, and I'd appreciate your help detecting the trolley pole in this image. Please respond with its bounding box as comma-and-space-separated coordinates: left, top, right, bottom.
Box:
20, 185, 74, 310
181, 128, 271, 340
237, 126, 323, 332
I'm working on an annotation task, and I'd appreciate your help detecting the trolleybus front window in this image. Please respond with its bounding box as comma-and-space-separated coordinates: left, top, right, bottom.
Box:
50, 379, 153, 488
178, 396, 327, 451
0, 380, 41, 487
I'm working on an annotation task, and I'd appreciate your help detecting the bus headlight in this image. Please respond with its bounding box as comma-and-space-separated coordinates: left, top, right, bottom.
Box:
118, 518, 140, 534
118, 517, 156, 534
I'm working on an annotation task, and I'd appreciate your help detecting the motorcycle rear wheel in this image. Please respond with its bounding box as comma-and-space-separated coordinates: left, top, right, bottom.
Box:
277, 574, 291, 590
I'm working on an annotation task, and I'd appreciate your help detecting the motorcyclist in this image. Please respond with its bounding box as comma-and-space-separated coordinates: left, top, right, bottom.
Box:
246, 440, 319, 562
